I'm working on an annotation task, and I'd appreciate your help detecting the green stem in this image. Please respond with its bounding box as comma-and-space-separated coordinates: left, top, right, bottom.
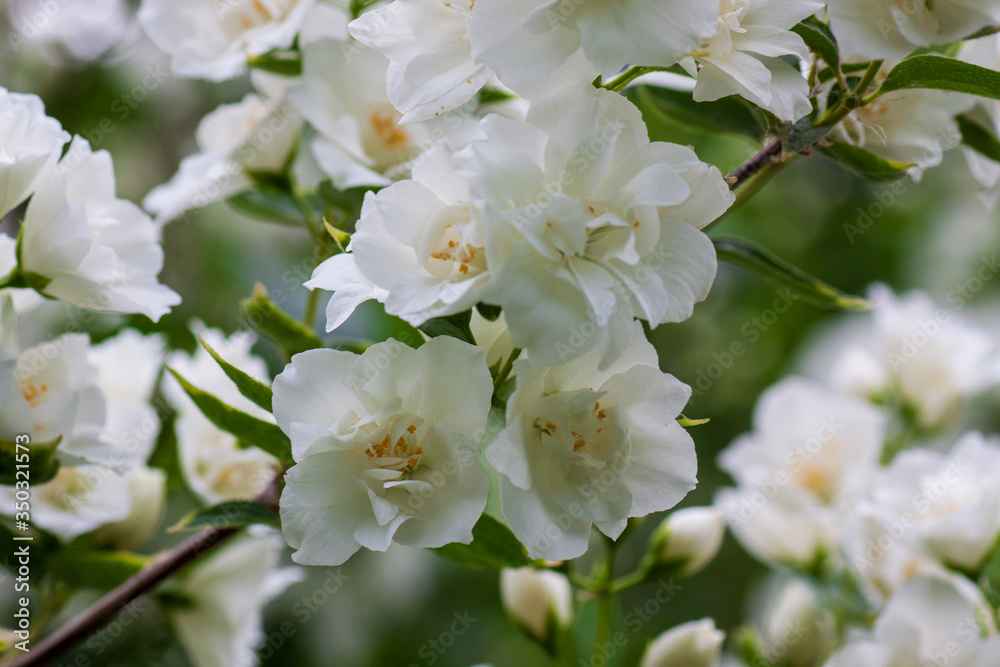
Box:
601, 66, 677, 93
593, 538, 618, 661
493, 348, 522, 393
816, 59, 884, 128
302, 288, 321, 329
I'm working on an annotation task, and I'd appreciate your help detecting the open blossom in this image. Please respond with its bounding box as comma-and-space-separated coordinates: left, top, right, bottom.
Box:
164, 326, 280, 504
138, 0, 315, 81
680, 0, 822, 122
167, 531, 303, 667
469, 0, 718, 83
824, 577, 1000, 667
489, 322, 697, 560
349, 0, 492, 123
827, 0, 1000, 59
145, 73, 301, 225
0, 87, 69, 219
275, 337, 492, 565
17, 137, 180, 320
804, 285, 1000, 428
716, 377, 889, 568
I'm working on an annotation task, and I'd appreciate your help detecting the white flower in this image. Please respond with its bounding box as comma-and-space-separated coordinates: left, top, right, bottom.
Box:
489, 322, 697, 560
499, 567, 572, 643
679, 0, 822, 122
7, 0, 130, 62
716, 377, 889, 568
469, 0, 718, 82
470, 309, 514, 368
757, 578, 837, 667
959, 35, 1000, 209
827, 0, 1000, 60
163, 326, 280, 504
850, 433, 1000, 578
17, 137, 180, 320
349, 0, 492, 123
640, 619, 724, 667
654, 506, 726, 576
144, 74, 301, 225
89, 465, 167, 550
137, 0, 315, 81
275, 337, 493, 565
167, 531, 303, 667
0, 87, 69, 219
804, 285, 1000, 428
824, 577, 999, 667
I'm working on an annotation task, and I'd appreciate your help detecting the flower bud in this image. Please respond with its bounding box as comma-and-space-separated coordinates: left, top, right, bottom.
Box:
499, 567, 572, 645
760, 579, 836, 667
640, 618, 724, 667
654, 507, 725, 576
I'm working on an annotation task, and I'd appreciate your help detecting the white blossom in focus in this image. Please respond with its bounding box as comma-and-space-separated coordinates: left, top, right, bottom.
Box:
137, 0, 315, 81
163, 326, 280, 504
489, 323, 697, 560
0, 87, 69, 219
275, 337, 492, 565
679, 0, 823, 122
716, 377, 889, 568
640, 619, 725, 667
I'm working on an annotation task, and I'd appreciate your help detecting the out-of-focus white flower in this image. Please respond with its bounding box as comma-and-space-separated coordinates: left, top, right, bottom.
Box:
640, 619, 725, 667
275, 337, 492, 565
349, 0, 492, 123
654, 506, 726, 576
7, 0, 129, 62
679, 0, 822, 122
470, 309, 513, 368
469, 0, 718, 83
804, 285, 1000, 428
757, 577, 837, 667
167, 531, 304, 667
827, 0, 1000, 59
16, 137, 180, 320
0, 87, 69, 219
499, 567, 572, 643
824, 577, 999, 667
88, 465, 167, 550
144, 73, 301, 225
959, 35, 1000, 209
137, 0, 315, 81
163, 326, 279, 504
490, 322, 697, 560
717, 377, 889, 568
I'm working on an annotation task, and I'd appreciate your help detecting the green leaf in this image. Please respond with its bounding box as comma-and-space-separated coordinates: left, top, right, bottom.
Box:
169, 500, 278, 533
240, 284, 324, 360
0, 436, 61, 485
433, 514, 530, 569
247, 50, 302, 77
475, 303, 502, 322
418, 310, 476, 345
714, 237, 871, 310
792, 17, 839, 70
226, 189, 304, 226
166, 366, 292, 463
49, 549, 149, 590
627, 85, 768, 139
957, 114, 1000, 163
199, 336, 273, 412
782, 118, 832, 153
879, 55, 1000, 100
817, 141, 914, 182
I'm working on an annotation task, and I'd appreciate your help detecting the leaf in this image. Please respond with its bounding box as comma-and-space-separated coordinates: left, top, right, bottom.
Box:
817, 141, 914, 182
49, 549, 149, 590
418, 310, 476, 345
879, 55, 1000, 100
957, 114, 1000, 163
246, 50, 302, 77
792, 17, 839, 70
714, 237, 870, 310
226, 189, 304, 226
475, 303, 502, 322
199, 336, 273, 412
782, 117, 832, 153
0, 436, 61, 485
677, 417, 711, 427
166, 366, 292, 463
628, 85, 768, 139
169, 500, 278, 533
240, 284, 324, 359
433, 514, 530, 569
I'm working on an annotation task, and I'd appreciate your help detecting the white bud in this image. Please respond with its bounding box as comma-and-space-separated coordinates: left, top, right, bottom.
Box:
640, 618, 724, 667
90, 467, 166, 550
760, 579, 836, 667
656, 507, 725, 576
499, 567, 572, 642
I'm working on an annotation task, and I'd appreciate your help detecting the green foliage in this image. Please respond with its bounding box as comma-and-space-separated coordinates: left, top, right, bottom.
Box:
199, 336, 274, 412
880, 55, 1000, 99
433, 514, 530, 569
418, 310, 476, 345
49, 549, 149, 591
170, 500, 279, 532
817, 142, 914, 182
240, 285, 324, 359
793, 17, 840, 70
0, 435, 61, 485
957, 114, 1000, 162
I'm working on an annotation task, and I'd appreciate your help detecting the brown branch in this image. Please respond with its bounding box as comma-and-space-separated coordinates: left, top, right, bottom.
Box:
9, 478, 282, 667
726, 138, 784, 190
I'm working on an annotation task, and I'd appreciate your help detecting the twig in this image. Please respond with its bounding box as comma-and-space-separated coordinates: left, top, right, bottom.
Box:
726, 138, 783, 190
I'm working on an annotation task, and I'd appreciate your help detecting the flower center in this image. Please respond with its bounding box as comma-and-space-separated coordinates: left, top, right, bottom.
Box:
17, 376, 48, 408
427, 219, 487, 280
693, 0, 750, 58
364, 106, 415, 174
365, 423, 424, 473
534, 395, 621, 467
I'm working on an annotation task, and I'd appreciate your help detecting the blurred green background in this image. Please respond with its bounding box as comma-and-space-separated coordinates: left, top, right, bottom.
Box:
3, 3, 1000, 665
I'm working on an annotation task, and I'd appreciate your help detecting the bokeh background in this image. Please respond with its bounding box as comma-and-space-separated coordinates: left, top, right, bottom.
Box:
3, 1, 1000, 665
